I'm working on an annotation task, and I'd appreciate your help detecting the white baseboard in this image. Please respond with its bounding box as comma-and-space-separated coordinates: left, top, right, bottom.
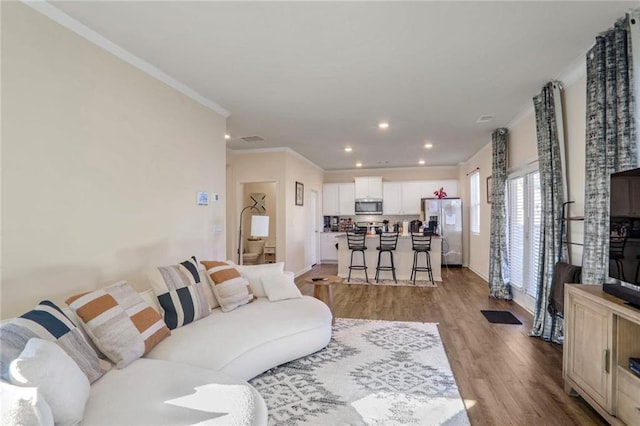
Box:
466, 267, 534, 315
294, 265, 313, 278
468, 266, 488, 282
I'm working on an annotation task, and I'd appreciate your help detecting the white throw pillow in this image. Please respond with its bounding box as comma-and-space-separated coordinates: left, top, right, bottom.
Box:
237, 262, 285, 297
261, 273, 302, 301
0, 381, 53, 426
9, 338, 90, 425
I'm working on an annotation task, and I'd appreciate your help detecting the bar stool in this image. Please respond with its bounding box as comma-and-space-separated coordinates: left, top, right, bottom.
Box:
375, 232, 399, 283
411, 233, 434, 285
347, 232, 368, 282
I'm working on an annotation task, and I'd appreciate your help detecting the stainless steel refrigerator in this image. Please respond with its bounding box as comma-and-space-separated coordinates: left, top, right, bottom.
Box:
422, 198, 463, 266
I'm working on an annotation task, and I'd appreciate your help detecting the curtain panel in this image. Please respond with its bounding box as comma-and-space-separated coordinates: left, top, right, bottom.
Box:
582, 16, 637, 285
531, 82, 568, 342
488, 128, 511, 300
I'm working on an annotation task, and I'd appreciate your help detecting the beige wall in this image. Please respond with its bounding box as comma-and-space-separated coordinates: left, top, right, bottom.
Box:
242, 182, 277, 248
226, 150, 287, 265
562, 74, 587, 265
507, 74, 587, 266
460, 143, 493, 279
227, 149, 323, 275
324, 166, 460, 183
1, 3, 227, 318
285, 151, 324, 274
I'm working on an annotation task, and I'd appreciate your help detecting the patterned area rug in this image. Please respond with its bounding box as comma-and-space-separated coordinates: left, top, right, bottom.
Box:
343, 277, 437, 287
250, 319, 469, 425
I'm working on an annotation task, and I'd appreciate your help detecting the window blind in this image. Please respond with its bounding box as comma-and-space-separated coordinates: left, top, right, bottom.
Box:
470, 172, 480, 234
508, 177, 524, 288
526, 171, 542, 299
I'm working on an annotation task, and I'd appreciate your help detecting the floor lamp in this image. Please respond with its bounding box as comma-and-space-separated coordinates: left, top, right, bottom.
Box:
238, 206, 269, 265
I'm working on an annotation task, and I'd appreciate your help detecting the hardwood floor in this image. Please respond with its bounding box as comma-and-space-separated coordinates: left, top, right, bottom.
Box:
296, 264, 605, 426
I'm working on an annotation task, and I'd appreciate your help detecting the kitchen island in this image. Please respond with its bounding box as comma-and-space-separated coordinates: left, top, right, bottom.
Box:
336, 234, 442, 282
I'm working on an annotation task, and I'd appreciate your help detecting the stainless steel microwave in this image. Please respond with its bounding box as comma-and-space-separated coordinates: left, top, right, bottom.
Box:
355, 200, 383, 215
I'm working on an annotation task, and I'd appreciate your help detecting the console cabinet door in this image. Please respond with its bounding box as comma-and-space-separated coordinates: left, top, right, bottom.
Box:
565, 292, 614, 412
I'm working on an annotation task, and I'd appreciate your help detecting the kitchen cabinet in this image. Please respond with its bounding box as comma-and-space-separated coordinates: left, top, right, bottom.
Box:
401, 181, 424, 214
338, 184, 355, 215
383, 180, 459, 215
382, 182, 402, 214
320, 233, 340, 262
564, 285, 640, 425
322, 183, 354, 215
354, 177, 382, 200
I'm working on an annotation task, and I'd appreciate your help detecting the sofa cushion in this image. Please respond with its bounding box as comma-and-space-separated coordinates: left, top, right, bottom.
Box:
261, 273, 302, 301
0, 381, 53, 426
145, 296, 332, 380
0, 300, 106, 383
9, 339, 89, 425
66, 281, 170, 369
148, 256, 211, 329
200, 261, 254, 312
83, 358, 267, 426
236, 262, 285, 297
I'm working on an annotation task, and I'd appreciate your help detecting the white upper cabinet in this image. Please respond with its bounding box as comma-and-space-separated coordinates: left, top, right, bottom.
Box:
322, 183, 340, 215
338, 183, 355, 215
354, 177, 383, 199
382, 180, 459, 215
382, 182, 403, 214
400, 182, 424, 214
323, 183, 355, 215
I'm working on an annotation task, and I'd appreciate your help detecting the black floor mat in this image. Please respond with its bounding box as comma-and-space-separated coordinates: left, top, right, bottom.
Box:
481, 310, 522, 324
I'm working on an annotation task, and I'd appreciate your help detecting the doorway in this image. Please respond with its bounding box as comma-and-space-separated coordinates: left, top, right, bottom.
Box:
240, 181, 277, 265
308, 190, 319, 266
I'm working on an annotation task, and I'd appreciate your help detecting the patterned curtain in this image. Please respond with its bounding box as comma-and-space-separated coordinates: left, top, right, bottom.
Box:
582, 16, 637, 285
531, 82, 567, 342
488, 128, 511, 300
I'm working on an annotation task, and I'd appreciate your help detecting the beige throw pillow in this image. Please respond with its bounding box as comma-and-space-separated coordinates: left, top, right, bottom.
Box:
200, 261, 254, 312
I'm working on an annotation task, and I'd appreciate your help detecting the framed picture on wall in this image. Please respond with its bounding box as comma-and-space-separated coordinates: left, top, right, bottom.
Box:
486, 176, 493, 204
295, 181, 304, 206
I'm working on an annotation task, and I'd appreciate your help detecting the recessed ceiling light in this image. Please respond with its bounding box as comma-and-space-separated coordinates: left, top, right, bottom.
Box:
344, 147, 353, 153
378, 122, 389, 130
356, 162, 362, 168
424, 143, 433, 149
419, 160, 425, 165
225, 134, 230, 140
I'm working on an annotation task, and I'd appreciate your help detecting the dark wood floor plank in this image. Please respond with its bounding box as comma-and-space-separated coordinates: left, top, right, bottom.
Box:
296, 264, 605, 426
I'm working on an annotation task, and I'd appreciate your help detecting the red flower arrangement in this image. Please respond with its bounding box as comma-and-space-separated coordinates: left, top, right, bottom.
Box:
434, 187, 447, 199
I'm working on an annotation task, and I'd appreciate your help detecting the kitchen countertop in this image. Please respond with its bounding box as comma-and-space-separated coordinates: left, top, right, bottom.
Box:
335, 234, 441, 238
335, 233, 442, 281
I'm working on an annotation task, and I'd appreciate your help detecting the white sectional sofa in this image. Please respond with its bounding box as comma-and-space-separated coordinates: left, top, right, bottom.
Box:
0, 261, 333, 426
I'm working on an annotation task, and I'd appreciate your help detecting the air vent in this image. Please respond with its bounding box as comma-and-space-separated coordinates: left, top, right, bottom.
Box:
240, 136, 264, 143
476, 115, 495, 124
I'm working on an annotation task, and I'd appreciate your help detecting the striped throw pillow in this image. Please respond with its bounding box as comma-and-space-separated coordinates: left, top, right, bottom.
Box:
201, 261, 254, 312
0, 300, 107, 383
66, 281, 171, 368
148, 256, 211, 329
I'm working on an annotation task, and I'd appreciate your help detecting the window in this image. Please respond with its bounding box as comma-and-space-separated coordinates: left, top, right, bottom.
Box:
470, 171, 480, 234
507, 170, 542, 301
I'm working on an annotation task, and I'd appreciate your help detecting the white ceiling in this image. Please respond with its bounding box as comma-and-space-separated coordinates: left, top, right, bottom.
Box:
50, 1, 639, 171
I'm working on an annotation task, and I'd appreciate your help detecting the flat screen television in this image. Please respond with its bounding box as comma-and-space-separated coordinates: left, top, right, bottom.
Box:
603, 167, 640, 309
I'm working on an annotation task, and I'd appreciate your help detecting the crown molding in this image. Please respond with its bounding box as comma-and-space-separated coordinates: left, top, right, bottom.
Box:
227, 147, 324, 172
22, 1, 230, 118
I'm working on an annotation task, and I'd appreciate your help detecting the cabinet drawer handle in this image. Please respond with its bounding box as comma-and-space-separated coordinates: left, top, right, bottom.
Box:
603, 349, 610, 374
635, 407, 640, 415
